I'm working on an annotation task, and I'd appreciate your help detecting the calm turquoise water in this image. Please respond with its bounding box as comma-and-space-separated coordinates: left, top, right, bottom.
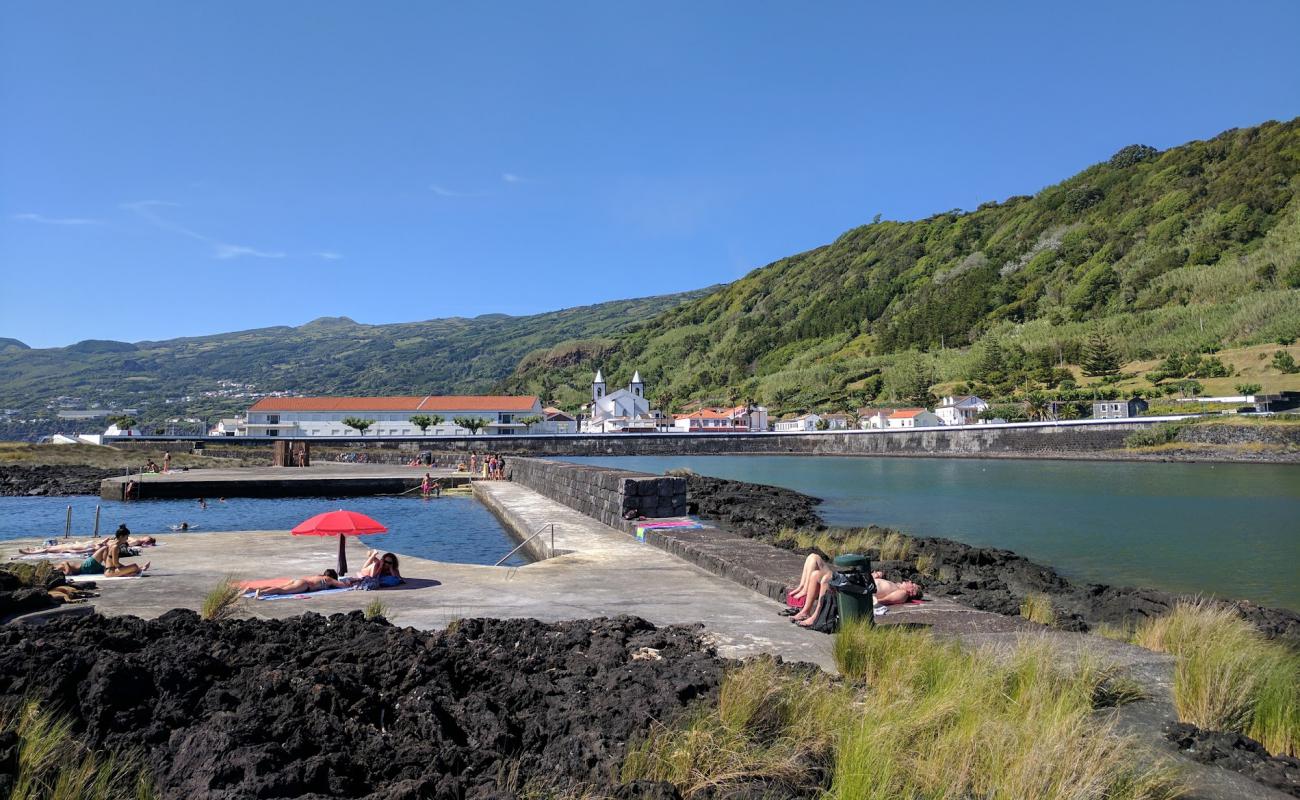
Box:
0, 494, 526, 566
567, 455, 1300, 611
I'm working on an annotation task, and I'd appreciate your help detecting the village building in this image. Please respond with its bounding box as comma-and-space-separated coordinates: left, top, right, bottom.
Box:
722, 404, 770, 431
673, 409, 750, 433
773, 413, 821, 432
1092, 397, 1149, 419
243, 395, 544, 437
582, 370, 660, 433
543, 407, 578, 434
820, 412, 852, 430
886, 408, 942, 429
210, 418, 247, 436
857, 408, 894, 429
935, 395, 989, 426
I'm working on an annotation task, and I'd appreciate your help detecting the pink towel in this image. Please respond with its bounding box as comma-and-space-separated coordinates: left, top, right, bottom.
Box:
234, 578, 292, 590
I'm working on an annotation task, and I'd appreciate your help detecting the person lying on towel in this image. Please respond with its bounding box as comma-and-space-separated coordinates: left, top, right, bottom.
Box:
254, 570, 349, 598
355, 550, 404, 587
19, 535, 157, 556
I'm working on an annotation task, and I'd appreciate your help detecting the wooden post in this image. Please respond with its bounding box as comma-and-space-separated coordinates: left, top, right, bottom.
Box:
64, 505, 72, 539
93, 505, 101, 536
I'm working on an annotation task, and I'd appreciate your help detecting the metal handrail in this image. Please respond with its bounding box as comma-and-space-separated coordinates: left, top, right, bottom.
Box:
495, 522, 555, 566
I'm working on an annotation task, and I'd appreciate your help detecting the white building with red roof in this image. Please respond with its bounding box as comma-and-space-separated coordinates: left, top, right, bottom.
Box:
244, 395, 544, 437
885, 408, 942, 429
672, 408, 750, 433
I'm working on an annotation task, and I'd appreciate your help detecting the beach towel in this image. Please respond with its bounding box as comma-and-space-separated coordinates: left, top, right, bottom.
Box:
66, 574, 148, 583
234, 578, 292, 591
243, 586, 356, 601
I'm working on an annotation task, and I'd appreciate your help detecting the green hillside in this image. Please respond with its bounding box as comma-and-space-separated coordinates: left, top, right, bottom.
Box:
0, 290, 713, 437
504, 119, 1300, 414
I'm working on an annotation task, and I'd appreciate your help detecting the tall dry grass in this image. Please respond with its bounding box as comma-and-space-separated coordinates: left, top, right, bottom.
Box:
626, 621, 1179, 799
774, 527, 913, 561
2, 700, 155, 800
199, 575, 241, 621
1135, 600, 1299, 756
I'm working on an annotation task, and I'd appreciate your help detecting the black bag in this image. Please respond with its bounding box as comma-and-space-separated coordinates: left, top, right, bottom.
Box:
809, 590, 840, 634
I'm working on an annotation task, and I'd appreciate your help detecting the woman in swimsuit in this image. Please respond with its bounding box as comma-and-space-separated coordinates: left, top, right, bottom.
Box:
18, 535, 156, 556
53, 530, 149, 577
789, 554, 922, 626
357, 551, 403, 586
254, 570, 348, 598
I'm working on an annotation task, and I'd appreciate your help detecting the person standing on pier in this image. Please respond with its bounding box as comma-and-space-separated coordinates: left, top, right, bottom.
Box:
162, 451, 171, 472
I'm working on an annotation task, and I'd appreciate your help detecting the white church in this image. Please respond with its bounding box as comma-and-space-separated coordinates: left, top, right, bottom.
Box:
581, 370, 664, 433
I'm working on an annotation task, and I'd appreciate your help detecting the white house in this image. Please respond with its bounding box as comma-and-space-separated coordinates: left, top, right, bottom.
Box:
243, 395, 545, 437
858, 408, 894, 430
935, 395, 989, 426
821, 412, 852, 430
673, 409, 748, 432
582, 370, 660, 433
210, 418, 247, 436
720, 405, 769, 431
102, 422, 141, 437
773, 413, 821, 432
543, 407, 578, 434
886, 408, 942, 429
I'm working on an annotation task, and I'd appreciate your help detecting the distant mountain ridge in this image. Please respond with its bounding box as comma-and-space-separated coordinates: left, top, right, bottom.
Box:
0, 290, 715, 430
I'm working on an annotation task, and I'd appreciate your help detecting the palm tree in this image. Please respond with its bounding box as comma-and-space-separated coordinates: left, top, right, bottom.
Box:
1024, 394, 1050, 422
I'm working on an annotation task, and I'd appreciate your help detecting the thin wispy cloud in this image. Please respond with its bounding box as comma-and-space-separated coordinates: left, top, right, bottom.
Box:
122, 200, 292, 260
316, 251, 344, 260
13, 212, 103, 226
501, 172, 524, 183
430, 183, 483, 198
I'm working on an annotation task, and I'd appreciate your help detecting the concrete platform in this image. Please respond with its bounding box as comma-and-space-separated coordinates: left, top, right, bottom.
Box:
99, 463, 472, 500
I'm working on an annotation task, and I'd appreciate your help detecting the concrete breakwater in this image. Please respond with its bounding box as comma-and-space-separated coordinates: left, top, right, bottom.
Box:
506, 457, 686, 528
96, 465, 471, 500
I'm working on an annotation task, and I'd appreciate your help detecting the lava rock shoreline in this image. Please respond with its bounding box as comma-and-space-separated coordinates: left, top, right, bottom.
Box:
684, 474, 1300, 643
0, 465, 119, 496
0, 612, 721, 799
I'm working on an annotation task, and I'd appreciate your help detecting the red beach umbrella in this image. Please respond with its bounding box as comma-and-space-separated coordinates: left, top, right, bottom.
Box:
291, 509, 387, 576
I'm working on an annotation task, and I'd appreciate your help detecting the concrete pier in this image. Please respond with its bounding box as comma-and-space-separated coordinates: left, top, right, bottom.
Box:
99, 463, 472, 500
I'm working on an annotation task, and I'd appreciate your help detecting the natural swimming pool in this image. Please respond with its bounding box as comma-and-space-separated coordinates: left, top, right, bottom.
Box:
566, 454, 1300, 611
0, 494, 527, 567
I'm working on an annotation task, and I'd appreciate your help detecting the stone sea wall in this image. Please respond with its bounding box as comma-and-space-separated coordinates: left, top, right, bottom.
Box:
506, 457, 686, 530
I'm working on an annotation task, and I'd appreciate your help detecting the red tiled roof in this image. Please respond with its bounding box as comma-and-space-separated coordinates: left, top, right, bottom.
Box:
249, 395, 539, 412
888, 408, 926, 419
675, 409, 734, 419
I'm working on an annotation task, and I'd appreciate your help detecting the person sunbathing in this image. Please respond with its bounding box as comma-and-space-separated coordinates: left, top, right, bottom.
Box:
357, 550, 403, 587
254, 570, 349, 598
18, 535, 157, 556
53, 539, 149, 577
789, 555, 922, 626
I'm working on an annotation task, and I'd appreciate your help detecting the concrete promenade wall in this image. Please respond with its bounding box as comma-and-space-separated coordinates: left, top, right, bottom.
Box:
111, 418, 1190, 460
505, 458, 687, 530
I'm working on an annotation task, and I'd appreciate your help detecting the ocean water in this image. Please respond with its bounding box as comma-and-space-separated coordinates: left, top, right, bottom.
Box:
566, 455, 1300, 611
0, 493, 527, 567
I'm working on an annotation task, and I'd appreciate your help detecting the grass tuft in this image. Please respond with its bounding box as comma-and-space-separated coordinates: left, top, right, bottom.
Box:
627, 619, 1179, 799
2, 700, 156, 800
199, 575, 241, 622
1135, 600, 1299, 756
364, 598, 393, 621
1020, 592, 1057, 626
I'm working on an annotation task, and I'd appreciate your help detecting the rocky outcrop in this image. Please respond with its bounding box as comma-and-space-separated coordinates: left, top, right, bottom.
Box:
1166, 722, 1300, 797
684, 474, 824, 538
0, 465, 120, 496
0, 613, 723, 799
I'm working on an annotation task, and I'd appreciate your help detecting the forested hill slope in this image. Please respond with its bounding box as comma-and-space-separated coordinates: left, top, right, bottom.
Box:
505, 119, 1300, 412
0, 289, 713, 430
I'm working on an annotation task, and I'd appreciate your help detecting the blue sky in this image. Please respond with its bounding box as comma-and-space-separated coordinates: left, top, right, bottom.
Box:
3, 2, 1298, 348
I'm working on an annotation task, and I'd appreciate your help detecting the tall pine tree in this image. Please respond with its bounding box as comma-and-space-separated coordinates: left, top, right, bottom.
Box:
1082, 332, 1121, 377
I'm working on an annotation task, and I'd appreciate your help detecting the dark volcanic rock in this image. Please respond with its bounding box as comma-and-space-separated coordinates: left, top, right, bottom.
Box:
684, 474, 824, 538
0, 612, 725, 799
0, 465, 118, 496
1166, 722, 1300, 797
